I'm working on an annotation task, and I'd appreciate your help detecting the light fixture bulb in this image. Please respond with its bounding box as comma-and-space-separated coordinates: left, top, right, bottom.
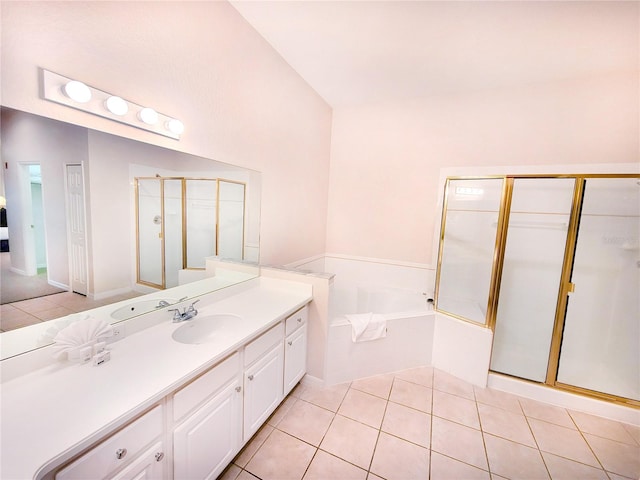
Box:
63, 80, 92, 103
166, 118, 185, 135
105, 96, 128, 116
138, 107, 159, 125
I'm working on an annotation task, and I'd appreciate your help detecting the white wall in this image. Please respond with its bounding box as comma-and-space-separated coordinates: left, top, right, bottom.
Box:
1, 1, 332, 267
327, 72, 639, 265
1, 109, 89, 287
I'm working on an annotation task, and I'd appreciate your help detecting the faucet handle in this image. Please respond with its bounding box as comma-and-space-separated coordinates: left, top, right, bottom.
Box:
187, 299, 200, 312
168, 308, 182, 322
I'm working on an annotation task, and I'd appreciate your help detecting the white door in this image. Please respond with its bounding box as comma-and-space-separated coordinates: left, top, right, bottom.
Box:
65, 164, 88, 295
173, 381, 242, 480
243, 342, 284, 440
284, 323, 307, 395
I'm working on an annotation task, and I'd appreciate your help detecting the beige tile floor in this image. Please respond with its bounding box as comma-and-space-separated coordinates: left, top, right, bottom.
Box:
221, 367, 640, 480
0, 291, 142, 332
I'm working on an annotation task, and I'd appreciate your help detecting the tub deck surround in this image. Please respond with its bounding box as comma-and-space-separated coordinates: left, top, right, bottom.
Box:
0, 277, 312, 480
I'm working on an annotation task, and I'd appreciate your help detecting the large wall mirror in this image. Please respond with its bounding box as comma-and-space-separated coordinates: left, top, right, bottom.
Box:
0, 107, 261, 359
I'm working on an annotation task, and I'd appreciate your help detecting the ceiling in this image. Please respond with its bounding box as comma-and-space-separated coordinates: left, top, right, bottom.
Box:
229, 1, 639, 108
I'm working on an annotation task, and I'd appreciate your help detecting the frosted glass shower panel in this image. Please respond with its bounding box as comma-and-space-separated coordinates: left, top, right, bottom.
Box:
437, 178, 504, 325
557, 177, 640, 400
137, 179, 163, 287
163, 179, 183, 288
490, 178, 575, 382
185, 179, 217, 269
218, 181, 245, 260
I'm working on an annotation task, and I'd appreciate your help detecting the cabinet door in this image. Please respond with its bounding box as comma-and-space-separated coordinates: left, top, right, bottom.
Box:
244, 342, 284, 440
110, 442, 165, 480
284, 323, 307, 395
174, 380, 242, 480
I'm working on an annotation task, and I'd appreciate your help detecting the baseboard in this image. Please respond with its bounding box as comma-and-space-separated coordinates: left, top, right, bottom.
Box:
300, 373, 324, 389
48, 279, 68, 290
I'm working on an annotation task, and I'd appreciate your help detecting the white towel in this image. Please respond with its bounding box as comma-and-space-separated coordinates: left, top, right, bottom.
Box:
345, 312, 387, 342
52, 317, 114, 360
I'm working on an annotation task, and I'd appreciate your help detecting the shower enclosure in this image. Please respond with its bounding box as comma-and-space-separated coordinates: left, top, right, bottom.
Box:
136, 177, 246, 289
435, 174, 639, 406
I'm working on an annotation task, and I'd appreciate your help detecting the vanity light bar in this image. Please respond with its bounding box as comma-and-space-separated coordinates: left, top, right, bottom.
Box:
41, 69, 184, 140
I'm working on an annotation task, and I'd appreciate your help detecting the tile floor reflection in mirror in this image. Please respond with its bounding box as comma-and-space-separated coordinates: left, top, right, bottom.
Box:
0, 290, 141, 332
220, 367, 640, 480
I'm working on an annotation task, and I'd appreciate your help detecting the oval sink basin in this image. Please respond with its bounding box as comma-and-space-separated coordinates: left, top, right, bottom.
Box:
111, 299, 179, 321
172, 314, 242, 344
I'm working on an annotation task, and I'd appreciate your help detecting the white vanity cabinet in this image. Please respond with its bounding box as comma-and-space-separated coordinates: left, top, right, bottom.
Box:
243, 323, 284, 441
55, 405, 165, 480
172, 353, 242, 480
283, 307, 308, 395
43, 303, 311, 480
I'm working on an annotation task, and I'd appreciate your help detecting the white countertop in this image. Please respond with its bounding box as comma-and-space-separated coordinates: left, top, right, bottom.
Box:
0, 277, 312, 480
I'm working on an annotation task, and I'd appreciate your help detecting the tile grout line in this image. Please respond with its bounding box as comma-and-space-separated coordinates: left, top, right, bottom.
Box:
518, 396, 553, 480
474, 385, 494, 479
428, 369, 434, 479
306, 382, 352, 479
363, 377, 394, 479
567, 408, 611, 475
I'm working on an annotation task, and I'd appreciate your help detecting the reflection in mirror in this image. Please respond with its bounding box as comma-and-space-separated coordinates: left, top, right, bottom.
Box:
129, 166, 259, 293
135, 177, 247, 288
435, 177, 504, 325
137, 178, 165, 288
185, 179, 218, 269
0, 107, 261, 358
217, 180, 246, 261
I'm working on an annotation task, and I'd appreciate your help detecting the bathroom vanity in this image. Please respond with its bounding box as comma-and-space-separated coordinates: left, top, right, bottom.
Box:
0, 276, 312, 480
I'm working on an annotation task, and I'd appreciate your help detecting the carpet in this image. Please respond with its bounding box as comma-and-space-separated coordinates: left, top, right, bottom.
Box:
0, 252, 66, 304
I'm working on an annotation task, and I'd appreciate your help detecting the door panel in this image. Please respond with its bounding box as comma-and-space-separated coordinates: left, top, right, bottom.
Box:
66, 164, 88, 295
556, 177, 640, 401
490, 178, 575, 382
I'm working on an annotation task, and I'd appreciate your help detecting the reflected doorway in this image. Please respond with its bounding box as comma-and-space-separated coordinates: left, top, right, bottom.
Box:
29, 165, 47, 276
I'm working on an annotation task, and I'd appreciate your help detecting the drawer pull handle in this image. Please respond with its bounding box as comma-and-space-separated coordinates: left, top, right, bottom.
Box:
297, 318, 302, 323
248, 374, 254, 381
235, 386, 242, 392
155, 452, 164, 462
115, 448, 127, 460
287, 341, 293, 346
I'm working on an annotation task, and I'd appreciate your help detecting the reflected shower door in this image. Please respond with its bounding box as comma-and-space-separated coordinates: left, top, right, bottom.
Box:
436, 178, 504, 325
185, 179, 217, 269
490, 178, 575, 382
557, 177, 640, 401
218, 181, 245, 260
137, 178, 163, 287
163, 179, 183, 288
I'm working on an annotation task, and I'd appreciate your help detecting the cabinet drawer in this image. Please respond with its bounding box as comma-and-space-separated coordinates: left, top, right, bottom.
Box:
173, 352, 240, 423
285, 306, 308, 336
56, 405, 163, 480
244, 322, 284, 367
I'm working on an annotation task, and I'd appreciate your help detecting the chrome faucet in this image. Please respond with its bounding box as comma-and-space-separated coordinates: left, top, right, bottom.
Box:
157, 296, 188, 310
168, 299, 200, 323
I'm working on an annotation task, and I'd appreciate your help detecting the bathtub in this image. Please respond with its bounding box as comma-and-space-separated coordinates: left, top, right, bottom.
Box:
325, 284, 435, 385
